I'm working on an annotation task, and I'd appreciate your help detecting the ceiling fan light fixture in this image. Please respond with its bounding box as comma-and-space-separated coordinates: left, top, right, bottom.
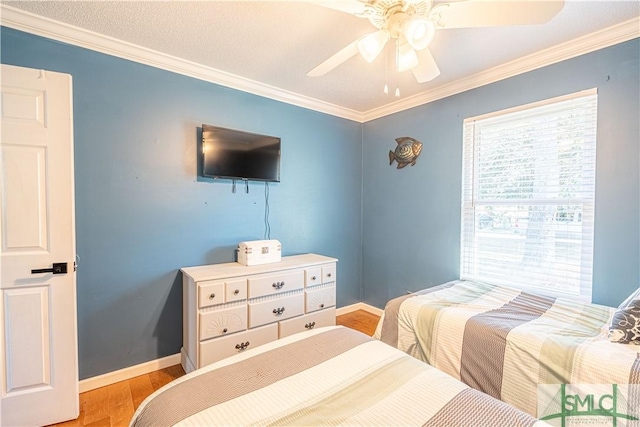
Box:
403, 19, 435, 51
357, 30, 389, 63
396, 41, 418, 72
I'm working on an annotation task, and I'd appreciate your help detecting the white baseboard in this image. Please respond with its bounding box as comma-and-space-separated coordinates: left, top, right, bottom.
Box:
180, 347, 195, 374
336, 302, 383, 317
79, 353, 181, 393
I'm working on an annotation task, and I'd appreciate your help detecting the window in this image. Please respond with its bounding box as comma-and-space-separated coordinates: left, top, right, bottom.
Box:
460, 89, 598, 300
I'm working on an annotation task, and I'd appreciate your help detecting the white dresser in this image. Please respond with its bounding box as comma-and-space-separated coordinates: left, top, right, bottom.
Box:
181, 253, 338, 372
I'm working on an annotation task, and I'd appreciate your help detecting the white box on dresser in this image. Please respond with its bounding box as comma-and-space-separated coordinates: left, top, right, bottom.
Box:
181, 253, 338, 373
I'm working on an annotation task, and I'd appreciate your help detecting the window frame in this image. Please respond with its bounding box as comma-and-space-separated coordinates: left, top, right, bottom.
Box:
460, 89, 598, 301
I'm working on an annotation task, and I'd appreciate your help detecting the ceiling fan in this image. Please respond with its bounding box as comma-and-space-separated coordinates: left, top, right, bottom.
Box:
306, 0, 565, 84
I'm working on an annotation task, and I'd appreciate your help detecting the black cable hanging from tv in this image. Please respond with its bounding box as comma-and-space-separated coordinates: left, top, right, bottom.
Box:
264, 181, 271, 240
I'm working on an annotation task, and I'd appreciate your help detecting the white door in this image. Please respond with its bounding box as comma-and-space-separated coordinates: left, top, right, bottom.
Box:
0, 64, 78, 426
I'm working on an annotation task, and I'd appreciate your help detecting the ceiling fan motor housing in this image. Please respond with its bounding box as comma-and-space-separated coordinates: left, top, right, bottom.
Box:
363, 0, 433, 31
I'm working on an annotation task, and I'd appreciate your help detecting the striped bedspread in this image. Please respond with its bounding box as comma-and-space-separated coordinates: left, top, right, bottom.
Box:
374, 280, 640, 417
131, 326, 546, 426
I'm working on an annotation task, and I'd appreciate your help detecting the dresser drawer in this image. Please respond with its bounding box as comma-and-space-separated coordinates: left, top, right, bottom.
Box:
278, 307, 336, 339
248, 293, 304, 328
305, 268, 322, 287
248, 270, 304, 298
322, 264, 336, 283
199, 323, 278, 367
225, 279, 247, 302
199, 305, 247, 341
198, 281, 225, 308
305, 285, 336, 312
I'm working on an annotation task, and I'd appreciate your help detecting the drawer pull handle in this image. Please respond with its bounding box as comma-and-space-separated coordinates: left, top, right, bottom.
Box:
272, 307, 286, 316
222, 328, 228, 333
235, 341, 250, 351
320, 304, 325, 308
209, 293, 216, 300
233, 289, 240, 295
327, 273, 332, 278
272, 281, 285, 289
311, 276, 317, 281
305, 322, 316, 329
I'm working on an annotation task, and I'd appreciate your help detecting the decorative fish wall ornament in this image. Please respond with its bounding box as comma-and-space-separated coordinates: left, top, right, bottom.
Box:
389, 137, 423, 169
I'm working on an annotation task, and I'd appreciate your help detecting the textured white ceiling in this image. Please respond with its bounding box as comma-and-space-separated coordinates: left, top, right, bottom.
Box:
3, 0, 639, 115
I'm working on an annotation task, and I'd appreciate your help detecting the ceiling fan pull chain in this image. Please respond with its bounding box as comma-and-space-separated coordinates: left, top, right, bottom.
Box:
395, 40, 400, 98
384, 43, 389, 95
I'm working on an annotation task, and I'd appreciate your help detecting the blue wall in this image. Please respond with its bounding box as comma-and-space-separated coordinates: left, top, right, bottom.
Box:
1, 27, 363, 379
3, 26, 639, 380
362, 39, 640, 309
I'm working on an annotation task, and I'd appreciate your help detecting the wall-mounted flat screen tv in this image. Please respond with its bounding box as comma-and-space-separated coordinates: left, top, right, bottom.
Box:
202, 124, 281, 182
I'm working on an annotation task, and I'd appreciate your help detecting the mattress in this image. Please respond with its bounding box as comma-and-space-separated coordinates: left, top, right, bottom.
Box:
131, 326, 545, 426
374, 280, 640, 417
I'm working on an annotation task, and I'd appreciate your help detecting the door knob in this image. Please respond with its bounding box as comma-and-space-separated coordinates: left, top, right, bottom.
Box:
31, 262, 68, 275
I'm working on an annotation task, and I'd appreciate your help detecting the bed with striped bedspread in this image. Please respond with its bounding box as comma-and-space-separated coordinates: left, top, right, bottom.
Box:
374, 280, 640, 417
131, 326, 545, 426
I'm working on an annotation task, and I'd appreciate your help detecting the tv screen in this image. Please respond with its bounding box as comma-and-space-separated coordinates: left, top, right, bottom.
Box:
202, 124, 281, 182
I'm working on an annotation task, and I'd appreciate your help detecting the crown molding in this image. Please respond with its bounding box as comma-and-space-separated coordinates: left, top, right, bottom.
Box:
1, 5, 637, 124
0, 5, 365, 122
362, 17, 640, 122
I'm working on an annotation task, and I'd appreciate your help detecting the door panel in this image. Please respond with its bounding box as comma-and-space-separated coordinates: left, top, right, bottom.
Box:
1, 144, 49, 253
0, 87, 45, 126
3, 287, 51, 393
1, 64, 78, 427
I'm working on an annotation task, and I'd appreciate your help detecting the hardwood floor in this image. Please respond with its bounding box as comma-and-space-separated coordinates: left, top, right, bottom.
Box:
50, 365, 185, 427
336, 308, 381, 336
50, 309, 380, 427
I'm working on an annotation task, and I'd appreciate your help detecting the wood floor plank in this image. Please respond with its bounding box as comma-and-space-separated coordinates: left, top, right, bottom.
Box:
129, 374, 155, 410
83, 417, 111, 427
336, 309, 380, 336
81, 387, 110, 425
107, 380, 134, 427
164, 364, 186, 381
49, 310, 380, 427
148, 368, 177, 391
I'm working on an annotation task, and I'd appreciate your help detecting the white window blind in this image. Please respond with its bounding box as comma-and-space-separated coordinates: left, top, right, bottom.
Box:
461, 89, 598, 300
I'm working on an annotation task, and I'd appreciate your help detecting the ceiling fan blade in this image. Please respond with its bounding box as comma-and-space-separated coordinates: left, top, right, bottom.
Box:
300, 0, 367, 15
307, 40, 360, 77
412, 48, 440, 83
431, 0, 564, 29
